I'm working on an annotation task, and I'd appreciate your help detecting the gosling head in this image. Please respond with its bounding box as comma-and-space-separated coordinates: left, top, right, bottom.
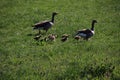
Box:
62, 34, 69, 38
74, 35, 80, 40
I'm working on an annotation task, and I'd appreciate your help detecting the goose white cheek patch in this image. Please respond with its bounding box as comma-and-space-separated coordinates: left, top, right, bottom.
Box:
49, 22, 54, 25
91, 31, 95, 34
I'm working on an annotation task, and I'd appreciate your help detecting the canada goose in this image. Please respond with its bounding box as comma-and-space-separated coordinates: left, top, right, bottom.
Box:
33, 12, 58, 34
76, 20, 97, 40
61, 34, 69, 42
48, 34, 56, 41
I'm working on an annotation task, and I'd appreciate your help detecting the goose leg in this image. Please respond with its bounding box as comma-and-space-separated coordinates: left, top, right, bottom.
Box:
86, 38, 89, 41
39, 30, 41, 34
44, 29, 48, 35
46, 29, 48, 33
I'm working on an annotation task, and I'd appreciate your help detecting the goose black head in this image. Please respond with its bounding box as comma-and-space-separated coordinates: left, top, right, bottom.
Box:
93, 20, 97, 23
53, 12, 58, 15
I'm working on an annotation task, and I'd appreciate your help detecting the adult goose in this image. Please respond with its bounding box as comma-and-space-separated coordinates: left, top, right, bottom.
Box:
76, 20, 97, 40
33, 12, 58, 34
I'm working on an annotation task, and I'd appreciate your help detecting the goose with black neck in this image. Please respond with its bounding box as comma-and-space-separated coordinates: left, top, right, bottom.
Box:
76, 20, 97, 40
33, 12, 58, 34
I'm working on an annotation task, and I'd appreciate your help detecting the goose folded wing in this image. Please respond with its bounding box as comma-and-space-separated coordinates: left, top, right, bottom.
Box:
77, 29, 91, 34
33, 21, 52, 30
34, 20, 49, 26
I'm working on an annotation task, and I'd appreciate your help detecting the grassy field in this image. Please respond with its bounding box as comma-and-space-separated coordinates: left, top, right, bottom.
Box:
0, 0, 120, 80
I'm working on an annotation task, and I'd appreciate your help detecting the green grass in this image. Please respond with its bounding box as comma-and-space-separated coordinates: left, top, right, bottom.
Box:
0, 0, 120, 80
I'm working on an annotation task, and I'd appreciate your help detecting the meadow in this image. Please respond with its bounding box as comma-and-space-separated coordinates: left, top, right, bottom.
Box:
0, 0, 120, 80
